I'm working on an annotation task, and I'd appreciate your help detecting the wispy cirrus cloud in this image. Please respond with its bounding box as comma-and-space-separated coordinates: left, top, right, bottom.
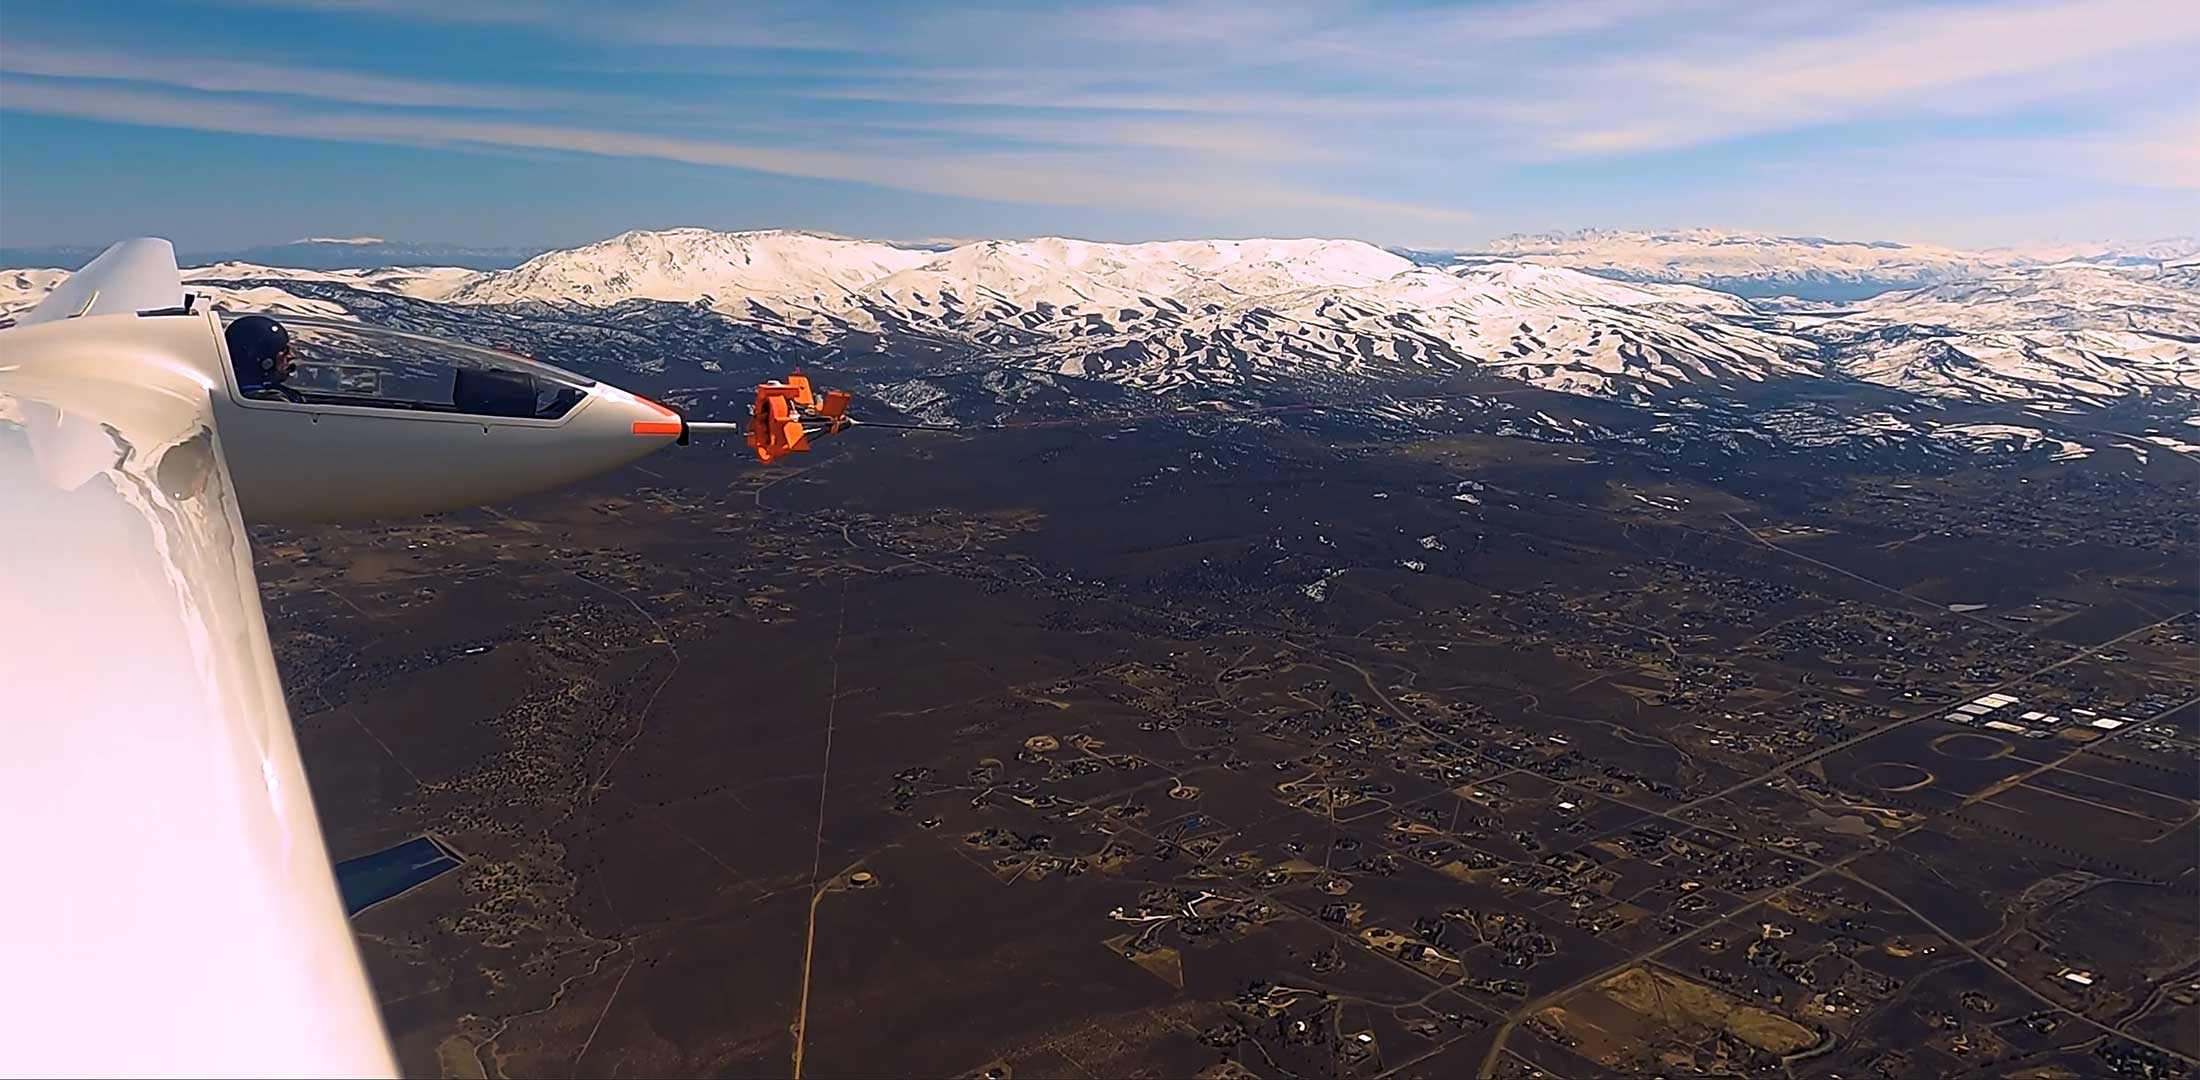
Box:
0, 77, 1471, 227
224, 0, 877, 50
2097, 111, 2200, 191
0, 43, 563, 109
1804, 109, 2200, 194
2, 0, 2192, 246
1545, 0, 2200, 156
140, 0, 2200, 170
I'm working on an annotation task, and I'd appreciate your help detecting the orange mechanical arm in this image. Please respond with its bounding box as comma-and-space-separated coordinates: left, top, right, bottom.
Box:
746, 371, 852, 462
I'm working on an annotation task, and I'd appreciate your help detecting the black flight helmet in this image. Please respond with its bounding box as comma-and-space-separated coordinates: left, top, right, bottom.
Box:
225, 315, 294, 381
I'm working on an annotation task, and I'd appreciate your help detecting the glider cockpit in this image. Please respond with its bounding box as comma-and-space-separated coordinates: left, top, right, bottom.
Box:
221, 313, 592, 420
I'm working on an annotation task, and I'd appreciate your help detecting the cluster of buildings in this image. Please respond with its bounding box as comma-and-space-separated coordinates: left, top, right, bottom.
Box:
1947, 692, 2135, 739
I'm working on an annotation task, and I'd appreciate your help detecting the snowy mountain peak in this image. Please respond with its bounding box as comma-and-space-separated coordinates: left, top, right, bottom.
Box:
449, 227, 935, 307
181, 262, 481, 301
601, 226, 861, 245
2133, 236, 2200, 259
1358, 261, 1757, 320
447, 230, 1427, 314
858, 236, 1416, 316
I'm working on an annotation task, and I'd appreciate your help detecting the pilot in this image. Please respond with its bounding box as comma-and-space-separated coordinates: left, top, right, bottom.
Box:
226, 314, 304, 401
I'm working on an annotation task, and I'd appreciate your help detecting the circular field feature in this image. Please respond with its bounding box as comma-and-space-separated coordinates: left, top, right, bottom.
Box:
1854, 761, 1935, 793
1929, 732, 2013, 761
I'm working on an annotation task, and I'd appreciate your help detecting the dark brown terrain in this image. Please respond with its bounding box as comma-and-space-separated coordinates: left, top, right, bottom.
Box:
265, 416, 2199, 1079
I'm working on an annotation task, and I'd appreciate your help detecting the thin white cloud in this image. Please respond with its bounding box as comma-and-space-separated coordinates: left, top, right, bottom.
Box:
0, 42, 561, 109
170, 0, 2200, 170
0, 78, 1471, 229
1544, 0, 2200, 155
2097, 113, 2200, 191
842, 112, 1329, 165
225, 0, 875, 51
4, 0, 2190, 245
1800, 109, 2200, 193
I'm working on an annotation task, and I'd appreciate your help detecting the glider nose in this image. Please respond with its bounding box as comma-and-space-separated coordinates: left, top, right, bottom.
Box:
624, 393, 686, 440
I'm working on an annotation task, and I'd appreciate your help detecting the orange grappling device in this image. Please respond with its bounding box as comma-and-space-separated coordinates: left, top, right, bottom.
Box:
683, 369, 952, 461
745, 371, 852, 462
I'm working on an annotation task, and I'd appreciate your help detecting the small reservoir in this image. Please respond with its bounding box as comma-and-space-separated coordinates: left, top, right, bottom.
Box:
334, 835, 466, 916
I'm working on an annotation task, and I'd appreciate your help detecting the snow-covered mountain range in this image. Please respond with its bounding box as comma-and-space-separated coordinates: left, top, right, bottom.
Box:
4, 228, 2193, 465
444, 229, 933, 307
1801, 264, 2200, 414
1459, 228, 2199, 300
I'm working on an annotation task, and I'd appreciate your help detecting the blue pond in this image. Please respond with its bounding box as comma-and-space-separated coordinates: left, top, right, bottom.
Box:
334, 835, 465, 916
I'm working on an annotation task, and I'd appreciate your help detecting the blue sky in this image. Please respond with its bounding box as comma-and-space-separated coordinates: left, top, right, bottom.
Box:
2, 0, 2193, 251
